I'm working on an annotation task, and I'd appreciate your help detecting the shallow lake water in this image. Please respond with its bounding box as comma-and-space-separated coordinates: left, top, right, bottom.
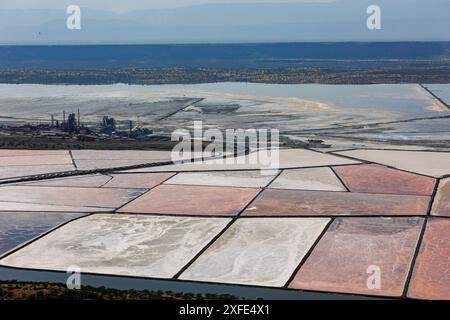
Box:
0, 82, 444, 116
425, 84, 450, 104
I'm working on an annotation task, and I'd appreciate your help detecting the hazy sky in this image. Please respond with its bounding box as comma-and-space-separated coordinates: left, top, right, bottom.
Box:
0, 0, 334, 12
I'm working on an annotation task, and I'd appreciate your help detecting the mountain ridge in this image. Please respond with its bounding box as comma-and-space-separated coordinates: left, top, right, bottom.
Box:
1, 1, 449, 43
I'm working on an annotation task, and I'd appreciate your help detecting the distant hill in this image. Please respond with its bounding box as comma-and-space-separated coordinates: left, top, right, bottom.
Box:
0, 0, 449, 44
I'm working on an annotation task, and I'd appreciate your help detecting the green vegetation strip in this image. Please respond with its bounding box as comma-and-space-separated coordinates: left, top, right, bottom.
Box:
2, 65, 450, 85
0, 281, 237, 300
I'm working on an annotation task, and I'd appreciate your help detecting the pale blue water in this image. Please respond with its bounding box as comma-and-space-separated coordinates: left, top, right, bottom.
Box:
0, 212, 86, 256
157, 82, 442, 116
425, 84, 450, 103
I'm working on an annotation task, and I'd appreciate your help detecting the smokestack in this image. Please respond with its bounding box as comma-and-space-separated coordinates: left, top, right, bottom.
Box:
77, 108, 80, 128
